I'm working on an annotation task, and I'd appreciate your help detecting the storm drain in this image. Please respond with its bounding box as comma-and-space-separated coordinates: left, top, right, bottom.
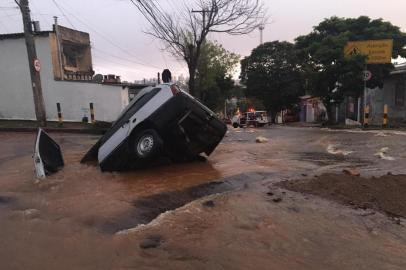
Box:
97, 172, 270, 234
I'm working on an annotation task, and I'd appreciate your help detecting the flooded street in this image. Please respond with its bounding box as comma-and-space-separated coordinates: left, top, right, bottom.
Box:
1, 127, 406, 269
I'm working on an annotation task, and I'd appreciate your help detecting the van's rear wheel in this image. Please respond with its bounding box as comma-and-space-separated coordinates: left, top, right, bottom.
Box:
232, 123, 239, 128
133, 129, 161, 159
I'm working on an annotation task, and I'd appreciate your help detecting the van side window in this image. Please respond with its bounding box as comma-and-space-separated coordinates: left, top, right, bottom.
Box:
100, 88, 161, 144
134, 88, 161, 109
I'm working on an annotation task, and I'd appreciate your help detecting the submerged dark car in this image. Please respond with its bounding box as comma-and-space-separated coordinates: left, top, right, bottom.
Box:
81, 83, 227, 171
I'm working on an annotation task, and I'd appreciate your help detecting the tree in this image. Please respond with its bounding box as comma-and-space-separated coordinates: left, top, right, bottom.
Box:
240, 41, 304, 118
295, 16, 406, 122
131, 0, 266, 96
195, 41, 239, 110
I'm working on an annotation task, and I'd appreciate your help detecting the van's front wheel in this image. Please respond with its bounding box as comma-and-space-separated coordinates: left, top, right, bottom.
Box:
133, 129, 161, 159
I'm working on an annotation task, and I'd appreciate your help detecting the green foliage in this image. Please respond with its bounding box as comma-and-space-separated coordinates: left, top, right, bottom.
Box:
240, 41, 304, 114
195, 41, 240, 110
295, 16, 406, 115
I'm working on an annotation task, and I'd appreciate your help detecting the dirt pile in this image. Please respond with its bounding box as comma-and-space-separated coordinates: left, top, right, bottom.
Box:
277, 173, 406, 218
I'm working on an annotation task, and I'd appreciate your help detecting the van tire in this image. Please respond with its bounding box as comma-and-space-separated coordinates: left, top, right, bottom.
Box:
232, 123, 239, 128
132, 129, 161, 159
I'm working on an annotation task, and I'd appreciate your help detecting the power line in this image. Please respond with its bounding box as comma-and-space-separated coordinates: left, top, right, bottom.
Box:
51, 0, 76, 29
31, 0, 51, 27
92, 52, 156, 74
92, 46, 159, 70
0, 6, 18, 10
52, 0, 160, 70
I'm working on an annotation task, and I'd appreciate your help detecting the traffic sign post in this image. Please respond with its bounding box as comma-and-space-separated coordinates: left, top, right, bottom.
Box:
34, 59, 41, 72
363, 70, 372, 81
344, 39, 393, 126
363, 67, 370, 126
344, 39, 393, 64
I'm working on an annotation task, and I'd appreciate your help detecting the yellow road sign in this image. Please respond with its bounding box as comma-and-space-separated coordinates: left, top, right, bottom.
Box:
344, 39, 393, 64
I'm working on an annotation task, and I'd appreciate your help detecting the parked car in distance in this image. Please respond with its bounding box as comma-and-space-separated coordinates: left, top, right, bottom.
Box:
231, 111, 270, 128
81, 83, 227, 171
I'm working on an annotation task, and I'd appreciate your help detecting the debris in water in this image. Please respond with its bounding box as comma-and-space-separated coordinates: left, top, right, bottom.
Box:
374, 147, 395, 161
326, 144, 353, 156
139, 234, 163, 249
22, 209, 40, 219
266, 191, 274, 196
375, 132, 389, 137
202, 200, 215, 208
256, 136, 269, 143
343, 169, 360, 177
272, 197, 282, 203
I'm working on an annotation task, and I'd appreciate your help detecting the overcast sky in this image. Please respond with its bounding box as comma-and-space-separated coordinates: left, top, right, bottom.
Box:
1, 0, 406, 81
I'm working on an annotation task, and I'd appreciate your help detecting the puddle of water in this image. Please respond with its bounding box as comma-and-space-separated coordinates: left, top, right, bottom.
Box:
95, 172, 271, 234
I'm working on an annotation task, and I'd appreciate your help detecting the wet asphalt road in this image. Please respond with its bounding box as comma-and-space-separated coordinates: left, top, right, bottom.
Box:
0, 126, 406, 269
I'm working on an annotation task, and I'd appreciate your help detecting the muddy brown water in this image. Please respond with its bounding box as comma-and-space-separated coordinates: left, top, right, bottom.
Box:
0, 131, 272, 233
1, 128, 406, 269
96, 172, 271, 234
297, 151, 372, 167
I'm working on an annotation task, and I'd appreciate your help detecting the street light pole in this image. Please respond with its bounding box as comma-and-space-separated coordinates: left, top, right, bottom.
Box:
259, 24, 264, 45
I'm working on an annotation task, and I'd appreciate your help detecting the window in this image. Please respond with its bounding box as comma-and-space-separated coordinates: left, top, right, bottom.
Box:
395, 80, 405, 107
65, 53, 77, 67
63, 44, 79, 68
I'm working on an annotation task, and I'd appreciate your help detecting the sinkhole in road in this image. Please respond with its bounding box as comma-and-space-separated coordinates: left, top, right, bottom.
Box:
96, 172, 271, 234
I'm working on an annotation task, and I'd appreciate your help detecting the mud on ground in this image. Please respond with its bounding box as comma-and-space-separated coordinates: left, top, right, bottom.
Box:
277, 173, 406, 218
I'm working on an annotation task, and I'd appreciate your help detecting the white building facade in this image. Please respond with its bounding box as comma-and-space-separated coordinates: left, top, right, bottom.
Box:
0, 30, 129, 122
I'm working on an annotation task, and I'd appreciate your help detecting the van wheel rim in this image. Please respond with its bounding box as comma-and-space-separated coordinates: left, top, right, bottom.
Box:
137, 135, 154, 155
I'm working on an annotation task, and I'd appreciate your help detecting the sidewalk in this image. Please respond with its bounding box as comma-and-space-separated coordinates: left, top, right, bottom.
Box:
283, 121, 406, 131
280, 122, 323, 128
0, 120, 110, 134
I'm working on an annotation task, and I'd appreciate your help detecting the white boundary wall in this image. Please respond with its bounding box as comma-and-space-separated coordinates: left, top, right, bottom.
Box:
0, 35, 128, 122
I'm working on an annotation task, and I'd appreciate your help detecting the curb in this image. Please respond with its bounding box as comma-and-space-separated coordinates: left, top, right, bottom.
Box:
0, 127, 107, 135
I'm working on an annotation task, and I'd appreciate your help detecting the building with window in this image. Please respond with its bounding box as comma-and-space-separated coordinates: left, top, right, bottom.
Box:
0, 24, 129, 122
366, 64, 406, 126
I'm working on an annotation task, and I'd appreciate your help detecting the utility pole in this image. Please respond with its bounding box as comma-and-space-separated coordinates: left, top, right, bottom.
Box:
15, 0, 47, 126
54, 16, 64, 81
191, 9, 207, 26
259, 24, 265, 45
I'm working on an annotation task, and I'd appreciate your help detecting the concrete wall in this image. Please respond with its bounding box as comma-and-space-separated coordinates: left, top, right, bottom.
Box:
0, 35, 128, 122
381, 75, 406, 125
367, 75, 406, 126
0, 37, 36, 119
366, 87, 384, 125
